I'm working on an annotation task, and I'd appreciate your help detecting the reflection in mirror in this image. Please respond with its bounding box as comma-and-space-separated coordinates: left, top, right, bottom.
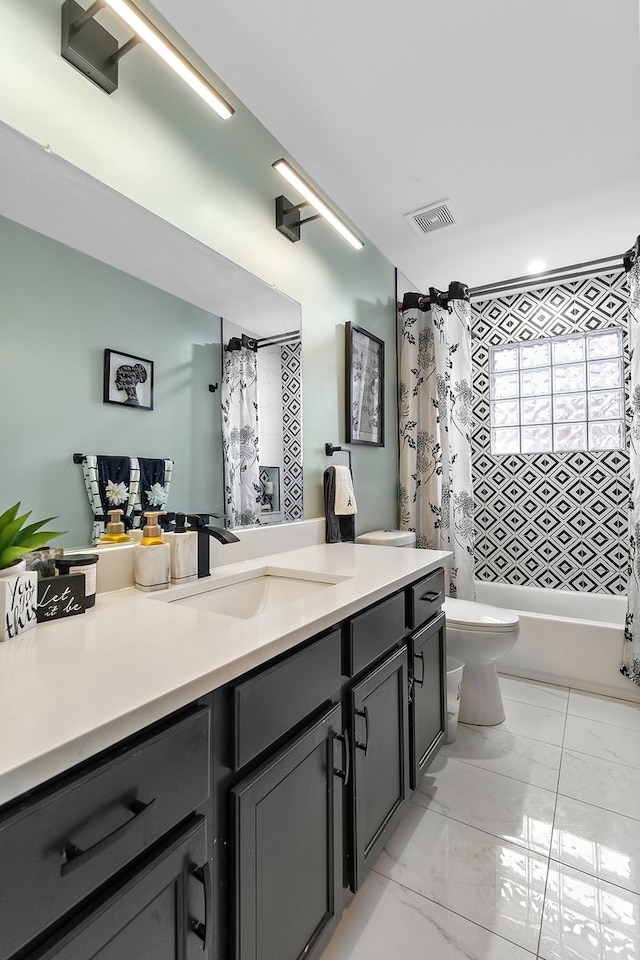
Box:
221, 322, 303, 528
0, 123, 302, 546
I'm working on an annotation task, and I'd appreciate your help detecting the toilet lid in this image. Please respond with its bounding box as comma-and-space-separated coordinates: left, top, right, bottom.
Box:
443, 598, 519, 633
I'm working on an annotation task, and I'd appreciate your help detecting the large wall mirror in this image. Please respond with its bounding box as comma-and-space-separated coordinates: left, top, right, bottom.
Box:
0, 122, 302, 546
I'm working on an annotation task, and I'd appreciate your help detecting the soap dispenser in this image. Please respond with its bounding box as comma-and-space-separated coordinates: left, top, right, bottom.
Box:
134, 511, 170, 592
100, 509, 132, 544
168, 512, 197, 584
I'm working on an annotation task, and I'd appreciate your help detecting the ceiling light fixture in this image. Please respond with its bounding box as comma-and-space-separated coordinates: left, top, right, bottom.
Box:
272, 159, 364, 250
527, 259, 548, 274
61, 0, 234, 119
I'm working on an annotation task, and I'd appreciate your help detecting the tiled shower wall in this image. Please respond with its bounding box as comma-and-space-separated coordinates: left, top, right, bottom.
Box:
472, 272, 629, 594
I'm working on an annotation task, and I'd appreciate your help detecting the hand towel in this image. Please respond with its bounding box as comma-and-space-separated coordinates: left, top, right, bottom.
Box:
334, 465, 357, 516
323, 468, 356, 543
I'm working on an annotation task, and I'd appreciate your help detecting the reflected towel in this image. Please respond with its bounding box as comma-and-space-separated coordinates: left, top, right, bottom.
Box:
334, 465, 357, 515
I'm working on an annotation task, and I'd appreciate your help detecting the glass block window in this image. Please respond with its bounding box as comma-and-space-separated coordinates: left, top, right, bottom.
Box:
490, 329, 624, 455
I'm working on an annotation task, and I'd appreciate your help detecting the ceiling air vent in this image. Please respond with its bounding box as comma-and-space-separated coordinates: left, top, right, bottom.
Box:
404, 200, 456, 237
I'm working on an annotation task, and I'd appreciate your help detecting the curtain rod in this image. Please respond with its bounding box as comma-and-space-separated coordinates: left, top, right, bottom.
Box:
256, 330, 300, 348
469, 253, 626, 300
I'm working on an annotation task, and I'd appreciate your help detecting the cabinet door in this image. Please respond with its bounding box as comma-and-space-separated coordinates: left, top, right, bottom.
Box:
35, 816, 210, 960
350, 646, 409, 891
409, 612, 446, 789
232, 702, 344, 960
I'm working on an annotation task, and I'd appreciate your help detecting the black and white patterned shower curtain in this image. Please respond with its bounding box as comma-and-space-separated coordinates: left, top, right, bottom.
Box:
623, 240, 640, 686
221, 339, 261, 527
398, 284, 476, 599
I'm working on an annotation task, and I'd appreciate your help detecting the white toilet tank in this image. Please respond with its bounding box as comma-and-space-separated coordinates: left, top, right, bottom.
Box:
356, 530, 416, 548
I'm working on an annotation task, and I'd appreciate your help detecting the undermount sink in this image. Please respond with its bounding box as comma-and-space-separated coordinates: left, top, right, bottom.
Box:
158, 568, 349, 619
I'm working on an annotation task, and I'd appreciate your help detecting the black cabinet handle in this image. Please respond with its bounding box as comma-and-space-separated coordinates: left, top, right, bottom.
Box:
420, 590, 441, 602
333, 728, 351, 787
413, 651, 425, 687
191, 860, 212, 953
354, 706, 369, 755
60, 797, 156, 877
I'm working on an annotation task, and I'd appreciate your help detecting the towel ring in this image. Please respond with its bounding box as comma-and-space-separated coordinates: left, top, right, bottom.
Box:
325, 442, 352, 472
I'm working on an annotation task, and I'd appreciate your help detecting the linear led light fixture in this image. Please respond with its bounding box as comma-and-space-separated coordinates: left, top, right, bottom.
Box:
273, 159, 364, 250
61, 0, 234, 119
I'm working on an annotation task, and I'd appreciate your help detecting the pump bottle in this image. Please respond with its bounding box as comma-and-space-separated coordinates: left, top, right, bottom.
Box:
134, 511, 170, 592
99, 509, 132, 544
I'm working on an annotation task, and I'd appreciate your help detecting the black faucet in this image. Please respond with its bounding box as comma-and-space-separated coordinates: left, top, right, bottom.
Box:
177, 513, 240, 579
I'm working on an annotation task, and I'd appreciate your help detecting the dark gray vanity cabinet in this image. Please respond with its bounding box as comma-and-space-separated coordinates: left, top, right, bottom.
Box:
0, 702, 212, 960
26, 816, 209, 960
232, 703, 344, 960
350, 646, 410, 890
408, 612, 446, 788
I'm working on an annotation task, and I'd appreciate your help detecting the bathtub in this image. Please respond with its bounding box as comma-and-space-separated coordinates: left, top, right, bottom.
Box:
474, 580, 640, 703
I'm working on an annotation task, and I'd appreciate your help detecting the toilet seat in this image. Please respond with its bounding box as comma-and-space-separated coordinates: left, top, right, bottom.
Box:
443, 598, 519, 634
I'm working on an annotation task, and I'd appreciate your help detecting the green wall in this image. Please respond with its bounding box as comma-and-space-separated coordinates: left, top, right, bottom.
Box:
1, 216, 223, 545
0, 0, 398, 538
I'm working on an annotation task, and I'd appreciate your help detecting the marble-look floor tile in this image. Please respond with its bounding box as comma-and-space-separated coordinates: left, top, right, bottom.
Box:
319, 871, 535, 960
414, 755, 555, 856
568, 690, 640, 733
552, 795, 640, 895
440, 723, 562, 792
499, 675, 569, 713
374, 803, 548, 954
539, 862, 640, 960
564, 714, 640, 770
558, 749, 640, 822
473, 699, 565, 746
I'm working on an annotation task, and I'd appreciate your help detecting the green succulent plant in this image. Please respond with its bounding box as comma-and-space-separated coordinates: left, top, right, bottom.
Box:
0, 503, 65, 571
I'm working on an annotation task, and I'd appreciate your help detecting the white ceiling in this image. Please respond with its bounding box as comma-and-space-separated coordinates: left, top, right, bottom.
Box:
152, 0, 640, 290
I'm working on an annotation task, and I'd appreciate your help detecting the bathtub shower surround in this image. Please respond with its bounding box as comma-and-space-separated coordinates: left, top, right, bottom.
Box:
472, 271, 629, 594
624, 243, 640, 686
399, 284, 475, 599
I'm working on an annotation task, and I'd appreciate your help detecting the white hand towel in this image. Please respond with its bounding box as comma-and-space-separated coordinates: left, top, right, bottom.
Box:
334, 465, 357, 515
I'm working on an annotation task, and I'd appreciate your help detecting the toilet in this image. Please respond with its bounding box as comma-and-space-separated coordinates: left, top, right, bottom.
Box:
356, 530, 416, 548
443, 598, 519, 725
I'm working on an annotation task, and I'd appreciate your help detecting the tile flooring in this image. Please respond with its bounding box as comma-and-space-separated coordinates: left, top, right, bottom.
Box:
320, 675, 640, 960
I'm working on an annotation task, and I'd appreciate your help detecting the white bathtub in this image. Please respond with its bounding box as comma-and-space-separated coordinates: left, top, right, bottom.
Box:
474, 580, 640, 703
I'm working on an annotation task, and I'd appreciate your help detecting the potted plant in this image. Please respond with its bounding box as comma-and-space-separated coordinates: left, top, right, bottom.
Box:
0, 503, 65, 577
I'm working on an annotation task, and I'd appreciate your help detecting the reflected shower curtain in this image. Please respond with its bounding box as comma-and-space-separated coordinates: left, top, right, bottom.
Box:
398, 284, 476, 599
221, 340, 261, 527
623, 240, 640, 685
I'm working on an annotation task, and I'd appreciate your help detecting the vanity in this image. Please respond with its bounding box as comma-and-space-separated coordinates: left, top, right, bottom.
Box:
0, 543, 449, 960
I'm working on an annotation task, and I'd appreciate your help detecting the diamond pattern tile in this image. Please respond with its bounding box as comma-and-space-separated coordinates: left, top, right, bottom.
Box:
472, 271, 629, 594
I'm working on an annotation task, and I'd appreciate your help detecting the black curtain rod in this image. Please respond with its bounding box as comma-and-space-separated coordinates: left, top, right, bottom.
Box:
469, 253, 625, 299
256, 330, 300, 348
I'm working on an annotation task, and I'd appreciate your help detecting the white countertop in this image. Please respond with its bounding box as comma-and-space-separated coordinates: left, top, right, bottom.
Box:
0, 543, 449, 807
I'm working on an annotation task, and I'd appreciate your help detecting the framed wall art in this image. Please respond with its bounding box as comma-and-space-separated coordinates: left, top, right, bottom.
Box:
345, 322, 384, 446
103, 349, 154, 410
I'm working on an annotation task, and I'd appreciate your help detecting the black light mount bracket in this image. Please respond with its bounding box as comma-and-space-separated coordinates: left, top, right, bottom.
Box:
61, 0, 141, 95
275, 195, 321, 243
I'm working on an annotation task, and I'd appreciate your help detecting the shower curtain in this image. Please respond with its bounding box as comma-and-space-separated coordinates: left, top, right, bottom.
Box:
398, 283, 476, 599
221, 339, 261, 527
623, 239, 640, 686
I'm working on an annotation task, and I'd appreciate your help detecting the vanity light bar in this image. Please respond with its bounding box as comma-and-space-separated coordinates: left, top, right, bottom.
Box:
272, 159, 364, 250
102, 0, 234, 118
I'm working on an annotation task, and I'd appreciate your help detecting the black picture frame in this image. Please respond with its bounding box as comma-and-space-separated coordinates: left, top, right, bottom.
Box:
103, 349, 154, 410
345, 322, 385, 446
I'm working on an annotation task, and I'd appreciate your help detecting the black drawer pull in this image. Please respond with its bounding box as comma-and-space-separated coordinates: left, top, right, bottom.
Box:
413, 651, 425, 687
333, 728, 351, 787
60, 797, 156, 877
191, 860, 212, 952
419, 590, 441, 602
354, 706, 369, 755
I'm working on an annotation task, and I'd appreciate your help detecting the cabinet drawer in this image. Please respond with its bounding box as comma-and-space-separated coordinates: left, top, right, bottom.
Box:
0, 705, 210, 960
407, 567, 445, 630
233, 628, 343, 770
347, 592, 407, 677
